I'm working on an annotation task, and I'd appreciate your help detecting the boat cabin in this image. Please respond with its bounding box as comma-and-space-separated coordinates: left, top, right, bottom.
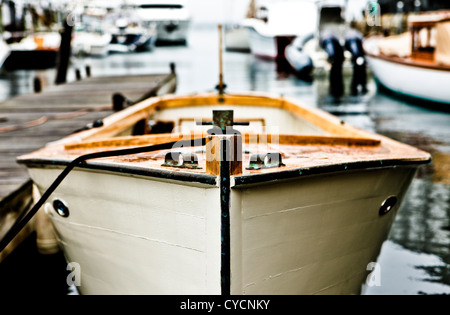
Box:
409, 11, 450, 63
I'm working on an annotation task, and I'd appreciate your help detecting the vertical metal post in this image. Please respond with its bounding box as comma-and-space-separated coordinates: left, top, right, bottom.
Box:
220, 138, 231, 295
217, 24, 226, 95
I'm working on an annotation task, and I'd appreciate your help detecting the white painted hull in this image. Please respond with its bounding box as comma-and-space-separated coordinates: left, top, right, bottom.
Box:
230, 167, 416, 295
131, 1, 191, 43
225, 26, 250, 52
29, 164, 417, 295
17, 92, 429, 295
245, 26, 279, 59
32, 168, 222, 295
366, 55, 450, 105
72, 33, 112, 57
242, 0, 318, 60
153, 20, 190, 42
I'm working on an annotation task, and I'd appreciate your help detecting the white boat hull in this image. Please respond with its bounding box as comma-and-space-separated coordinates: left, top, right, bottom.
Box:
131, 1, 191, 43
29, 164, 417, 295
16, 92, 429, 295
366, 55, 450, 105
225, 26, 250, 52
245, 25, 280, 59
153, 20, 189, 43
72, 33, 112, 57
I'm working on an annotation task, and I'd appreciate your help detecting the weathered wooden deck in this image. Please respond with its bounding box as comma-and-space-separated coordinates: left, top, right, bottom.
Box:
0, 70, 177, 260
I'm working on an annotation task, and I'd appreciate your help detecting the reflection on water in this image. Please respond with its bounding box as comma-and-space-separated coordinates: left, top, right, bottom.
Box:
361, 88, 450, 295
362, 240, 450, 295
369, 179, 450, 294
0, 25, 449, 295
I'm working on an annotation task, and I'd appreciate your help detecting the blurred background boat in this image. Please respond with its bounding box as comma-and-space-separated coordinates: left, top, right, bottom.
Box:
364, 10, 450, 110
301, 0, 353, 73
0, 0, 62, 70
284, 33, 315, 79
0, 35, 10, 68
224, 24, 250, 52
242, 0, 318, 60
223, 0, 251, 52
3, 31, 60, 70
71, 0, 157, 56
72, 29, 112, 57
242, 0, 366, 89
104, 9, 157, 53
127, 0, 191, 45
69, 0, 116, 57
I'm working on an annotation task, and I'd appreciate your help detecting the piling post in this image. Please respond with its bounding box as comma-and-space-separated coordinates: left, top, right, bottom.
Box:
75, 68, 81, 81
33, 76, 42, 93
55, 18, 73, 85
112, 93, 127, 111
85, 65, 91, 78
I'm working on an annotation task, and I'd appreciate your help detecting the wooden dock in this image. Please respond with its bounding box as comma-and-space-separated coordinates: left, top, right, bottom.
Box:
0, 69, 177, 260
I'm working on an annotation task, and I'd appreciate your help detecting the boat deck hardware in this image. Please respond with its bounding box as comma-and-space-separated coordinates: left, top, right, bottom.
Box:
72, 119, 104, 134
53, 199, 70, 218
197, 110, 249, 135
247, 152, 285, 170
162, 152, 202, 169
379, 196, 398, 216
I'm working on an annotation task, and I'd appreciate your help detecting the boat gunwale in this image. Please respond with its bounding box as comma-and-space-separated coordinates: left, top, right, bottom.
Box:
17, 91, 432, 186
20, 158, 218, 187
46, 91, 383, 147
19, 153, 430, 188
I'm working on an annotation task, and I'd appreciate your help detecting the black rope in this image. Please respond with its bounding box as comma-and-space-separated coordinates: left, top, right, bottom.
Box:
0, 138, 206, 253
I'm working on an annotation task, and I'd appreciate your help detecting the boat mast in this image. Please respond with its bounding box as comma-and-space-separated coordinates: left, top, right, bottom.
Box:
216, 24, 226, 95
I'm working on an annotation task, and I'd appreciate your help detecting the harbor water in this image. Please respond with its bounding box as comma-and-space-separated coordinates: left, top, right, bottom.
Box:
0, 25, 449, 295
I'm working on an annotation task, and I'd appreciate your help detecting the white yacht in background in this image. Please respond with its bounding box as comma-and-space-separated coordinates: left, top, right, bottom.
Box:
104, 10, 157, 53
71, 0, 157, 55
72, 31, 112, 57
126, 0, 191, 45
242, 0, 318, 59
364, 11, 450, 108
3, 32, 61, 70
224, 24, 250, 52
